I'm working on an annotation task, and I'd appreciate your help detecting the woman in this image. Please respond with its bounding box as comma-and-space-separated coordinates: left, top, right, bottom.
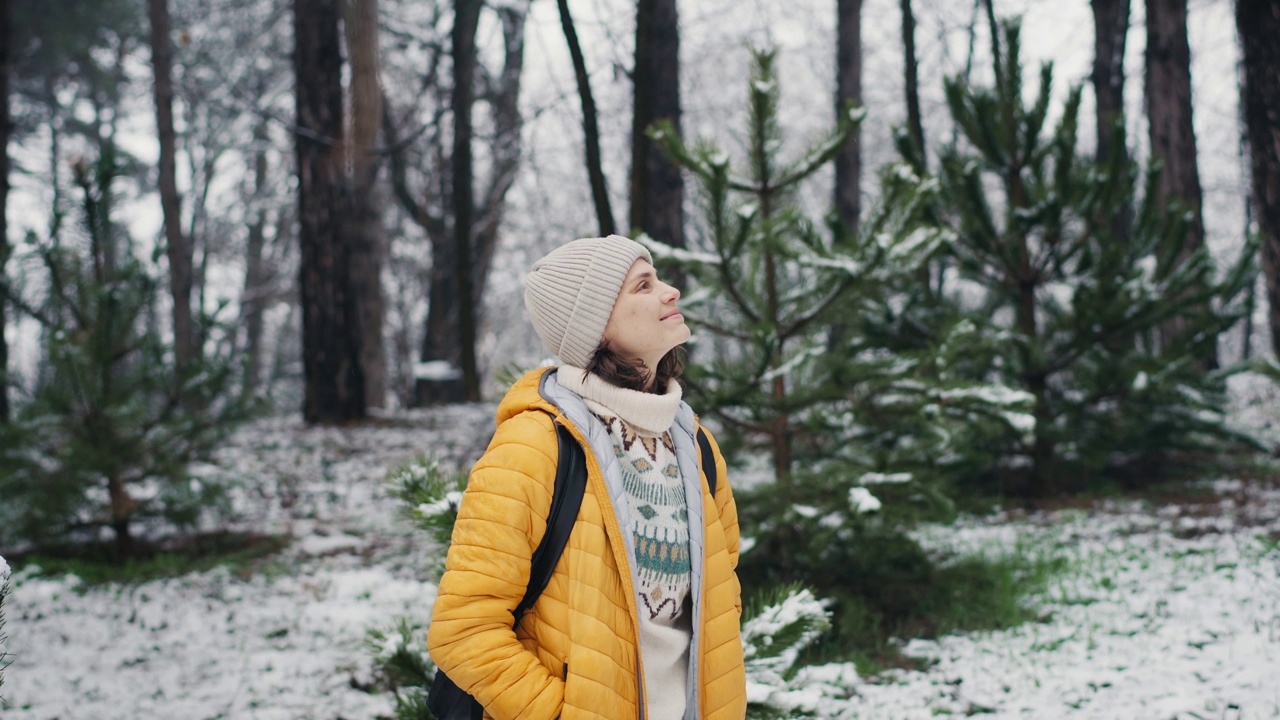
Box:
427, 235, 747, 720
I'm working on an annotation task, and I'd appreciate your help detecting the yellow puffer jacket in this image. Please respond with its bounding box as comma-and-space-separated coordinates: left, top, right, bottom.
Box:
427, 368, 746, 720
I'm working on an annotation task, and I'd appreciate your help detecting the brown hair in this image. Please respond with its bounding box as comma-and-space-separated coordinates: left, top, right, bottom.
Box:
583, 343, 686, 394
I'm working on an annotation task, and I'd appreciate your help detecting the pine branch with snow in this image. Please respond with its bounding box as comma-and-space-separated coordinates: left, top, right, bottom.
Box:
741, 586, 856, 719
385, 455, 468, 571
364, 617, 435, 720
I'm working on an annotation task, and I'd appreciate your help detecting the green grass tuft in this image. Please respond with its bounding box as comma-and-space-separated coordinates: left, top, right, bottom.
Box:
6, 531, 289, 586
753, 534, 1066, 675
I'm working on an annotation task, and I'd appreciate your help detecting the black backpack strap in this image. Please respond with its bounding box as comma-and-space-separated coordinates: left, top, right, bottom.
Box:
513, 421, 586, 623
697, 428, 717, 498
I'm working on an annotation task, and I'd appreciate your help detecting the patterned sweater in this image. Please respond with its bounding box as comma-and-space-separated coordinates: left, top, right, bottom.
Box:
557, 366, 692, 720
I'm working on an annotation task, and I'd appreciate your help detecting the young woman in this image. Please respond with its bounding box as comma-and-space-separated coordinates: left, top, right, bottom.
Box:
427, 235, 747, 720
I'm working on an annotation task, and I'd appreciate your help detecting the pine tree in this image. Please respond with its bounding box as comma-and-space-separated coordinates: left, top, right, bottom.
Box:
647, 47, 1035, 657
648, 49, 1010, 493
913, 20, 1256, 495
648, 50, 1034, 525
0, 153, 252, 554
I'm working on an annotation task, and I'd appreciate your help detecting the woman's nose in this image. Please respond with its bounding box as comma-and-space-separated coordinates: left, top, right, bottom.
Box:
663, 283, 681, 302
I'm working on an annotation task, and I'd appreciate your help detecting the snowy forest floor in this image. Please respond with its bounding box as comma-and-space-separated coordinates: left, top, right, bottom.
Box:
3, 376, 1280, 720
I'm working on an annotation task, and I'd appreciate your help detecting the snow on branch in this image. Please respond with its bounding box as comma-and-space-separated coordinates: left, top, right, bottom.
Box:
743, 587, 857, 718
636, 233, 723, 266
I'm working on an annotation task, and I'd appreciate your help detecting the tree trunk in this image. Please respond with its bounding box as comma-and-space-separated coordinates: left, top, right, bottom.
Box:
1091, 0, 1133, 244
630, 0, 683, 255
472, 1, 530, 309
1091, 0, 1130, 164
343, 0, 386, 409
900, 0, 925, 167
381, 96, 462, 404
557, 0, 615, 236
240, 120, 269, 399
295, 0, 365, 423
382, 1, 530, 406
1145, 0, 1211, 365
1238, 0, 1280, 359
453, 0, 482, 402
0, 0, 10, 421
835, 0, 862, 236
108, 474, 136, 557
826, 0, 863, 351
148, 0, 195, 375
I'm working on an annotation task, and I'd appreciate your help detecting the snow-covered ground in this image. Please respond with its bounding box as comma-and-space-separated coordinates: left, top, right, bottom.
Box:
2, 379, 1279, 720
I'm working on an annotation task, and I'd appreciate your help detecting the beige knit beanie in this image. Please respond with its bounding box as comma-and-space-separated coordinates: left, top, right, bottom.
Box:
524, 235, 653, 367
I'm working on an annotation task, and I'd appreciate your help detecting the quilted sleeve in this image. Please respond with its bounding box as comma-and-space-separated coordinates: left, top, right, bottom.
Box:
427, 410, 564, 720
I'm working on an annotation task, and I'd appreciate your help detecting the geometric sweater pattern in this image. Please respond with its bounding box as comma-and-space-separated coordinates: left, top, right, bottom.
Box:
592, 409, 692, 624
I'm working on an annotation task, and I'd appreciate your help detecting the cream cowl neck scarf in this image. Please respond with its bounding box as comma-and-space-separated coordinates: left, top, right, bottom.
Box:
555, 365, 682, 437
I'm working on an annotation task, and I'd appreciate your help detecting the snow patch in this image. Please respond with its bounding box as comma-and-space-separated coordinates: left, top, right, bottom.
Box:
848, 487, 882, 514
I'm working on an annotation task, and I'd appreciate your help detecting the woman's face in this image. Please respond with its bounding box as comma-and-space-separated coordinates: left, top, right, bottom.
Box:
602, 259, 690, 370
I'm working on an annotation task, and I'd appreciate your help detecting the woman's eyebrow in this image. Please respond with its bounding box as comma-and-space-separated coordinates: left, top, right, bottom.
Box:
631, 270, 655, 288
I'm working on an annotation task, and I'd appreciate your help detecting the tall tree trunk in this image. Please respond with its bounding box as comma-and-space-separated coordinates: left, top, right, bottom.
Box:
382, 1, 530, 406
240, 119, 270, 399
1145, 0, 1211, 365
835, 0, 862, 237
827, 0, 864, 352
147, 0, 195, 375
1091, 0, 1131, 164
900, 0, 925, 167
1238, 0, 1280, 359
343, 0, 386, 409
557, 0, 615, 236
0, 0, 10, 421
1091, 0, 1133, 245
295, 0, 365, 423
630, 0, 683, 255
472, 1, 530, 307
382, 98, 461, 404
453, 0, 482, 402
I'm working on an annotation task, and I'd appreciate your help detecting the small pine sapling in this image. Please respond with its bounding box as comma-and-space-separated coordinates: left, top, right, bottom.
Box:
363, 456, 469, 719
365, 618, 436, 720
0, 152, 253, 554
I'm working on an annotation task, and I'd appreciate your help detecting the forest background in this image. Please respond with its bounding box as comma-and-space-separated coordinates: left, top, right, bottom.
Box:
1, 0, 1280, 716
